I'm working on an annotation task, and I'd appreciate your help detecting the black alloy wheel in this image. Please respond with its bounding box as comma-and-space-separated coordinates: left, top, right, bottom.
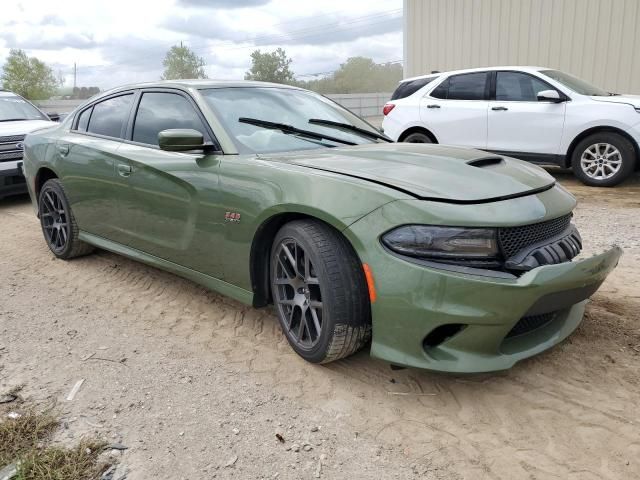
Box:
38, 179, 94, 259
270, 220, 371, 364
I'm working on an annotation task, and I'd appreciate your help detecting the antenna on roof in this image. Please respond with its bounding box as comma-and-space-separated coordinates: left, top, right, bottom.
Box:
431, 70, 440, 74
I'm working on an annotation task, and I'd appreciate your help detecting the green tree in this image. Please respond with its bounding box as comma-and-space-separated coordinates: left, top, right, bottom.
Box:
161, 43, 207, 80
298, 57, 403, 94
1, 49, 60, 100
245, 48, 294, 84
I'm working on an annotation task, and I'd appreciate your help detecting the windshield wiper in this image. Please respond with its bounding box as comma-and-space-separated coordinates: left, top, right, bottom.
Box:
0, 118, 30, 122
308, 118, 392, 142
238, 118, 356, 146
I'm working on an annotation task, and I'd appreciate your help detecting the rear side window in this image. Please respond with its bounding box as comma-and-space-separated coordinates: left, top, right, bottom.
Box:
132, 92, 209, 146
87, 94, 133, 138
496, 71, 554, 101
431, 73, 489, 100
390, 77, 437, 100
75, 107, 92, 132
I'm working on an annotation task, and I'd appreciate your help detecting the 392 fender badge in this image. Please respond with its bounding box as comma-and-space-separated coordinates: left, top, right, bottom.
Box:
224, 211, 241, 223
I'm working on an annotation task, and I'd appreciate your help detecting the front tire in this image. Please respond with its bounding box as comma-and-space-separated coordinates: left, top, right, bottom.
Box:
270, 220, 371, 364
571, 132, 636, 187
38, 179, 94, 259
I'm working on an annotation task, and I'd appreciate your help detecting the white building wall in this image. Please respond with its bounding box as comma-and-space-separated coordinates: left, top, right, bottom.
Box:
404, 0, 640, 94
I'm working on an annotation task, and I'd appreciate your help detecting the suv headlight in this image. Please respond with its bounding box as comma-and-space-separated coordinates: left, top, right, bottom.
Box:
381, 225, 498, 260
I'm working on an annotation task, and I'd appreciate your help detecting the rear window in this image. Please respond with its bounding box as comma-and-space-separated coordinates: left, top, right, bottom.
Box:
75, 107, 92, 132
87, 94, 133, 139
431, 72, 489, 100
390, 77, 437, 100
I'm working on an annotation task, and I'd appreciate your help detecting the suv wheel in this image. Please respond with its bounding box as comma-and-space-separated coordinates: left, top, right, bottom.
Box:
270, 220, 371, 363
571, 132, 636, 187
402, 132, 433, 143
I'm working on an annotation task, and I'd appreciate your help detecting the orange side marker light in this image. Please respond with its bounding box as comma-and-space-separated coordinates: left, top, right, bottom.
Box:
362, 263, 377, 303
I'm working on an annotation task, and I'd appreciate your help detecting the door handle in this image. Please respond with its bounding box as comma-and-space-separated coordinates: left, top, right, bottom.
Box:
491, 106, 509, 111
117, 163, 132, 177
57, 144, 69, 156
426, 104, 441, 109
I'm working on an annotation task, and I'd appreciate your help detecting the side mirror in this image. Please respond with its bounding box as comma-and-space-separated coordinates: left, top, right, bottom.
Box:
47, 112, 60, 122
537, 90, 563, 103
158, 129, 206, 152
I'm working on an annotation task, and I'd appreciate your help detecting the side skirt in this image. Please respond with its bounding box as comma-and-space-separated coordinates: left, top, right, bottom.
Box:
485, 150, 567, 167
79, 231, 255, 306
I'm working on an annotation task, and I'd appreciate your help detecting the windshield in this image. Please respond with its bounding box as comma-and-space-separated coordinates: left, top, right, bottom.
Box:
0, 94, 48, 121
540, 70, 610, 96
200, 87, 380, 154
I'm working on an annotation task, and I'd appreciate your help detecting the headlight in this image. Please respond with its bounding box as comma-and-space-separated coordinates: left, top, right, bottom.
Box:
381, 225, 498, 261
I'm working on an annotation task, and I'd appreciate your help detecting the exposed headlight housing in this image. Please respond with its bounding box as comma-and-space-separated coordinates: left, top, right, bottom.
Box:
381, 225, 499, 267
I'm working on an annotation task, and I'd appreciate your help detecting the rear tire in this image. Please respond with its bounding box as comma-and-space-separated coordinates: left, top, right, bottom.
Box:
38, 179, 94, 259
571, 132, 636, 187
402, 131, 433, 143
270, 220, 371, 364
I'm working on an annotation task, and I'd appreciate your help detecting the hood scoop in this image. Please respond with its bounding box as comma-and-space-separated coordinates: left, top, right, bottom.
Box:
467, 156, 504, 168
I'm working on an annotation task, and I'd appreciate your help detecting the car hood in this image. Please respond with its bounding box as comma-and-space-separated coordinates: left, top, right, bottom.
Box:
0, 119, 54, 137
261, 143, 556, 203
591, 94, 640, 109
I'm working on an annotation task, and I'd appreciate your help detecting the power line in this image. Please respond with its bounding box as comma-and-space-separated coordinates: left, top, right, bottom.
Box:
185, 8, 402, 53
190, 9, 402, 56
79, 9, 402, 74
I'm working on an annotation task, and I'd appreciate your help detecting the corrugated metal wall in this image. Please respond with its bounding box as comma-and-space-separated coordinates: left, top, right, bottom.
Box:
404, 0, 640, 93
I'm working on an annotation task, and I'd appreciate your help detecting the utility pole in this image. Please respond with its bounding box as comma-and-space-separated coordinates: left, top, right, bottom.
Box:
73, 62, 77, 90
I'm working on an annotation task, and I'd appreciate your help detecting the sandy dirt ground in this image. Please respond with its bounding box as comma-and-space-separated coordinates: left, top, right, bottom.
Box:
1, 172, 639, 479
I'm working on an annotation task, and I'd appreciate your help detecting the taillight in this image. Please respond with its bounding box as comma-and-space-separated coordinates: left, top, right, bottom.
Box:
382, 103, 396, 116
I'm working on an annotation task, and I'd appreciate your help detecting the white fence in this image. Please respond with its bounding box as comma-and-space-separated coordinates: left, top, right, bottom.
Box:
326, 93, 391, 118
35, 99, 84, 114
36, 93, 392, 119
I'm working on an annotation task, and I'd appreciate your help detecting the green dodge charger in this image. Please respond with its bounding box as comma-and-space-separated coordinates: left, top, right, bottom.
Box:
22, 80, 622, 373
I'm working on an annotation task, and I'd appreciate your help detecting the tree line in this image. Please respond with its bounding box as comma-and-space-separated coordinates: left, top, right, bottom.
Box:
163, 44, 402, 94
1, 45, 402, 100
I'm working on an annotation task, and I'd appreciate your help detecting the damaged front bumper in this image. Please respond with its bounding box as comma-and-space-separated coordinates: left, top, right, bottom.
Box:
345, 192, 622, 373
372, 245, 621, 373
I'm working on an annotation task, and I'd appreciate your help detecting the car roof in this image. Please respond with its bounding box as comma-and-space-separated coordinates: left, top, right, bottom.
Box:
401, 66, 550, 83
100, 79, 303, 97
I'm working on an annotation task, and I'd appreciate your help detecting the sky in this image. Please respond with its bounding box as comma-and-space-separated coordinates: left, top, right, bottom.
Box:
0, 0, 403, 90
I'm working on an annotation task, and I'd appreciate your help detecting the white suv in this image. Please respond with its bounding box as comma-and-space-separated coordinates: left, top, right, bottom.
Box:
382, 66, 640, 187
1, 90, 55, 199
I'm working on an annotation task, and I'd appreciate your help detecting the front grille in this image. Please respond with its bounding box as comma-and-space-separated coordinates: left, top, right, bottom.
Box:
0, 135, 25, 163
498, 214, 573, 259
506, 312, 557, 338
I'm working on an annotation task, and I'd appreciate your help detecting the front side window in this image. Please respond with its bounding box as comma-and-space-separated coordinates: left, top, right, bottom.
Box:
201, 87, 380, 154
87, 94, 133, 138
496, 72, 554, 101
0, 94, 48, 122
132, 92, 209, 146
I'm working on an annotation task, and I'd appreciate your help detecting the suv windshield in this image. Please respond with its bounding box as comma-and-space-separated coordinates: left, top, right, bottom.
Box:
541, 70, 611, 96
200, 87, 381, 154
0, 94, 48, 122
